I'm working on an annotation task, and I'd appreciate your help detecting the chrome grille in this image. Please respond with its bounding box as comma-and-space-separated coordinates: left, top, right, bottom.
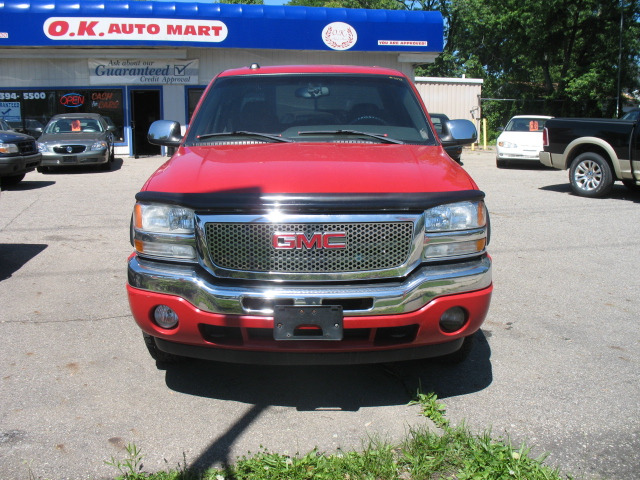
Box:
53, 145, 86, 154
205, 221, 414, 273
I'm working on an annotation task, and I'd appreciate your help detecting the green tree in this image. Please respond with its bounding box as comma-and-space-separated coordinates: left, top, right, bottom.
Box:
419, 0, 640, 122
288, 0, 640, 125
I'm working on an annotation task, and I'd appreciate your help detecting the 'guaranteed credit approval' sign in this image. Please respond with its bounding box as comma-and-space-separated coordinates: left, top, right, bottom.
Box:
89, 59, 199, 85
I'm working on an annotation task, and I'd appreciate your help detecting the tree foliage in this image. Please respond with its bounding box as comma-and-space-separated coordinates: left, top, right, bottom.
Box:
287, 0, 640, 125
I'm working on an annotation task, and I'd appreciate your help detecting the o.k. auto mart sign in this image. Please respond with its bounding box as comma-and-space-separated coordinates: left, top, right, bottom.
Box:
88, 59, 199, 85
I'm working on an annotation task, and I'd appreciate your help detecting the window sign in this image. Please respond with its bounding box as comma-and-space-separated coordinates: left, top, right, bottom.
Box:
0, 88, 125, 142
89, 59, 199, 85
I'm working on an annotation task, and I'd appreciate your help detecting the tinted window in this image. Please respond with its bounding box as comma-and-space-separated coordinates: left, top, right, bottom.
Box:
187, 74, 435, 144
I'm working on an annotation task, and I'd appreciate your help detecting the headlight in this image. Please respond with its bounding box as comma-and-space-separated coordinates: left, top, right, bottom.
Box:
498, 141, 517, 148
424, 201, 485, 232
90, 141, 108, 151
423, 201, 488, 260
37, 142, 48, 153
132, 203, 196, 261
0, 142, 19, 154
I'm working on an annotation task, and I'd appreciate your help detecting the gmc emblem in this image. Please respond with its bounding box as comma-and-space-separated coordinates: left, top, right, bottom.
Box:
273, 231, 347, 250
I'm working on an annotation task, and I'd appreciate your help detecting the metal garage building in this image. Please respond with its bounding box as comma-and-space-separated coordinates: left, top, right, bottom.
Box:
0, 0, 480, 156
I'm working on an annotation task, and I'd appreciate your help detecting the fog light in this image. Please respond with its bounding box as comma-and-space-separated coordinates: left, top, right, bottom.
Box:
439, 307, 467, 333
153, 305, 179, 329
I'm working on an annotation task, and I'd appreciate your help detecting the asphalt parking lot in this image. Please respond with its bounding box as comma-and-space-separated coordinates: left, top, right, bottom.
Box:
1, 149, 639, 480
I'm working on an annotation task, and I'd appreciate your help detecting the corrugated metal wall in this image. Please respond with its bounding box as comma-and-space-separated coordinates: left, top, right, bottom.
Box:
414, 76, 483, 124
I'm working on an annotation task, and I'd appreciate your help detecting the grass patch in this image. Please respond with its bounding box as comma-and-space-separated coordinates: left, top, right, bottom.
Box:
106, 392, 572, 480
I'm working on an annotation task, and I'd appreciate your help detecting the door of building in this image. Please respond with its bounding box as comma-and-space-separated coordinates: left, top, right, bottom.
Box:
130, 89, 161, 157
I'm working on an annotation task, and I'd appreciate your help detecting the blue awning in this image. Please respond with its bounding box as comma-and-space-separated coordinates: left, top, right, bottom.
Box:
0, 0, 443, 53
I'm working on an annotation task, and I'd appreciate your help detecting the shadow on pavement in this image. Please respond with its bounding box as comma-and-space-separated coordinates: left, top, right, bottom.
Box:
0, 243, 48, 281
541, 183, 640, 202
163, 330, 493, 409
1, 180, 55, 191
163, 330, 492, 474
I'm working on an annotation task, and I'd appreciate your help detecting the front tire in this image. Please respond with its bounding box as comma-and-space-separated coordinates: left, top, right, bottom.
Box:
569, 152, 613, 198
143, 333, 184, 365
435, 334, 475, 364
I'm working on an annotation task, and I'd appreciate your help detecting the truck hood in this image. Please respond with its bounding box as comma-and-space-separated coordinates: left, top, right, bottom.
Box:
142, 143, 477, 195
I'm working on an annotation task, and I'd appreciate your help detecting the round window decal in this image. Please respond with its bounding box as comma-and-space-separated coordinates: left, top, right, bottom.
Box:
322, 22, 357, 51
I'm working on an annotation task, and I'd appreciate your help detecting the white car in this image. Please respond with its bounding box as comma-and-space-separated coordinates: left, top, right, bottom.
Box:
496, 115, 552, 167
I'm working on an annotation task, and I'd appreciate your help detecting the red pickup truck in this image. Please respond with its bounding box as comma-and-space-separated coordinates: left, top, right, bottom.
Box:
127, 64, 492, 365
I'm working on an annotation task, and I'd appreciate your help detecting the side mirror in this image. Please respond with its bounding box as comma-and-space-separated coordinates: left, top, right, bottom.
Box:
443, 119, 477, 146
148, 120, 182, 147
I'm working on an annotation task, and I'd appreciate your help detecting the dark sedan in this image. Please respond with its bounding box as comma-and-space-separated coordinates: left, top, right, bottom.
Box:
37, 113, 115, 172
0, 129, 41, 188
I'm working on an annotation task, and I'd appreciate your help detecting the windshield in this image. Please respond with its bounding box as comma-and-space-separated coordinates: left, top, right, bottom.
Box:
186, 74, 436, 145
504, 117, 548, 132
45, 118, 104, 134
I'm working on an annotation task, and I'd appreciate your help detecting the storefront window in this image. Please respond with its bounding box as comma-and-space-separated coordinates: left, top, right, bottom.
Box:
0, 88, 125, 141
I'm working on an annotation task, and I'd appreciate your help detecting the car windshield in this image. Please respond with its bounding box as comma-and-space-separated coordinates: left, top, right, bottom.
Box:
45, 118, 104, 134
504, 118, 547, 132
621, 110, 640, 121
186, 73, 436, 145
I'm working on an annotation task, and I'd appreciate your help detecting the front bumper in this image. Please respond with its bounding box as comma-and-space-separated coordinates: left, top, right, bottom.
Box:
0, 152, 41, 176
496, 148, 541, 162
127, 254, 492, 363
40, 149, 108, 167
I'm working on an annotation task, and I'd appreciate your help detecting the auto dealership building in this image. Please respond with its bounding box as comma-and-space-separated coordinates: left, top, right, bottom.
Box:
0, 0, 481, 157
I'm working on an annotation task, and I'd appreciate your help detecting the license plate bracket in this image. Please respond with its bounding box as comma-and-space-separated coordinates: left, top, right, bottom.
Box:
274, 305, 343, 341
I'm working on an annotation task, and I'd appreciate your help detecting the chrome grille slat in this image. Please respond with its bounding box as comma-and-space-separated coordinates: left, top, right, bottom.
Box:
205, 221, 414, 274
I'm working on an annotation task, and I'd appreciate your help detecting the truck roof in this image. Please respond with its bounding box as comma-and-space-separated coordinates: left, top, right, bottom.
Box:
217, 64, 407, 78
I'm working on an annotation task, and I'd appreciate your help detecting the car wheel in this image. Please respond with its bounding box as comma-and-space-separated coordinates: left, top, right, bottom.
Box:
435, 333, 475, 364
496, 158, 508, 168
142, 333, 184, 365
37, 166, 50, 174
0, 173, 25, 188
569, 152, 613, 198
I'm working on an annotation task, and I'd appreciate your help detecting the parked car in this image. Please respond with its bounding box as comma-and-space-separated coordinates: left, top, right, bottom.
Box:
0, 119, 15, 131
430, 113, 463, 163
496, 115, 552, 167
37, 113, 115, 171
130, 64, 490, 366
8, 118, 45, 138
0, 130, 41, 187
540, 117, 640, 197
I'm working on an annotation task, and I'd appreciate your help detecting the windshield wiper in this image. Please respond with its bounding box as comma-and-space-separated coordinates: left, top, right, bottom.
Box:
298, 130, 404, 144
196, 131, 292, 143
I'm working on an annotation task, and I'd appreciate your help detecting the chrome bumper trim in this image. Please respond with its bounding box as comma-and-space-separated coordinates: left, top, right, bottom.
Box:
128, 255, 492, 316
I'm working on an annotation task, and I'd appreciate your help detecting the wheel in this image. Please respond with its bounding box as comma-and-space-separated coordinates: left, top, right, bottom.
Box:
569, 152, 613, 197
142, 333, 184, 365
0, 173, 25, 188
496, 158, 508, 168
435, 334, 475, 364
622, 179, 640, 192
37, 166, 50, 174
